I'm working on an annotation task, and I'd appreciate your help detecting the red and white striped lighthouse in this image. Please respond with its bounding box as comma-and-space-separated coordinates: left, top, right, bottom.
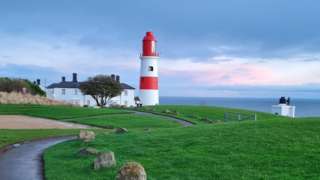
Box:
139, 32, 159, 106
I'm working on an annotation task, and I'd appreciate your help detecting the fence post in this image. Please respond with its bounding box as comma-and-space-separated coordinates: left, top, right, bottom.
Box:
254, 113, 257, 121
238, 114, 241, 121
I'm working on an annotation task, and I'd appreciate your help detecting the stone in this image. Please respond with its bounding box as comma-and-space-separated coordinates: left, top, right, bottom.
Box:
163, 109, 171, 114
12, 144, 21, 148
78, 147, 99, 156
79, 130, 95, 142
93, 152, 116, 170
116, 162, 147, 180
115, 128, 128, 134
201, 117, 213, 123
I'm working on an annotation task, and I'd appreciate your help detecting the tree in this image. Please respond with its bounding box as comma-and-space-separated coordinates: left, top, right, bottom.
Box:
79, 75, 123, 107
0, 77, 46, 96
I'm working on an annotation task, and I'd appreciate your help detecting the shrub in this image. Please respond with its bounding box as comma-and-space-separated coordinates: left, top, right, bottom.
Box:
0, 77, 46, 96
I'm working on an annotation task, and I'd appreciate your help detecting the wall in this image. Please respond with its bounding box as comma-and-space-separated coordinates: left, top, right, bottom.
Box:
46, 88, 135, 107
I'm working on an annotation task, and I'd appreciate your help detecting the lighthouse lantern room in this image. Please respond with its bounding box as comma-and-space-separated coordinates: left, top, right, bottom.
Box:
139, 32, 159, 106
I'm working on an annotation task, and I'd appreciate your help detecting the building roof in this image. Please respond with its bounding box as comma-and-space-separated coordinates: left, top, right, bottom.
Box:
47, 81, 80, 89
47, 81, 135, 90
120, 83, 135, 90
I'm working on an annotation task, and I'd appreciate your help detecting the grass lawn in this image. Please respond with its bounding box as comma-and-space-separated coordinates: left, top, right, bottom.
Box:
138, 105, 290, 124
44, 118, 320, 179
0, 129, 79, 149
66, 114, 180, 129
0, 104, 130, 120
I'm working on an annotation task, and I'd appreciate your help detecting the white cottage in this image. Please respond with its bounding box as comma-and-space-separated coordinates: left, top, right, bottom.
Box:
46, 73, 135, 107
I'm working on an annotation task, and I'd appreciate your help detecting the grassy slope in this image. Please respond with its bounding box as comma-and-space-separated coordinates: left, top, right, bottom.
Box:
139, 105, 290, 124
0, 104, 129, 149
0, 104, 129, 120
2, 104, 319, 179
44, 119, 320, 179
0, 104, 177, 149
66, 114, 180, 129
0, 129, 79, 149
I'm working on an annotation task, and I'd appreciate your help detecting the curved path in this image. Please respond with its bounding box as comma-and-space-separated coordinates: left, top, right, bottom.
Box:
133, 111, 194, 127
0, 136, 76, 180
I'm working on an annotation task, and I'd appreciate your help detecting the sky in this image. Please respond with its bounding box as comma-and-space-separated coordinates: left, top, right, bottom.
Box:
1, 0, 320, 98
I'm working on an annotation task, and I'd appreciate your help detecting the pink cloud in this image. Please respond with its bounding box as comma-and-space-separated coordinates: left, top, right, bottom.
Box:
160, 56, 320, 86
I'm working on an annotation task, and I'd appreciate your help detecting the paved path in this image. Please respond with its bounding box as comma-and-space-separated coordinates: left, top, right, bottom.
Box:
0, 136, 76, 180
133, 111, 194, 127
0, 115, 93, 129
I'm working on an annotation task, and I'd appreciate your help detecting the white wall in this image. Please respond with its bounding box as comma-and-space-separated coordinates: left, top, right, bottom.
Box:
271, 104, 296, 118
46, 88, 135, 107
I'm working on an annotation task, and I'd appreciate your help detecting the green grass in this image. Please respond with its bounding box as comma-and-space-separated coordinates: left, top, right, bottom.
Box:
2, 104, 319, 179
138, 105, 290, 124
0, 129, 79, 149
0, 104, 130, 120
66, 114, 180, 129
44, 119, 320, 179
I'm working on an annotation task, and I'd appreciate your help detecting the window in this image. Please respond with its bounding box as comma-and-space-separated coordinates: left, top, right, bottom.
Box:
62, 89, 66, 95
124, 90, 128, 96
149, 66, 154, 71
74, 89, 78, 95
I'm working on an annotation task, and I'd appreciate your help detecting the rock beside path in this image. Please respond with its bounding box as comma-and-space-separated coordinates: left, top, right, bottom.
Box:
115, 128, 128, 134
93, 152, 116, 170
78, 147, 99, 156
79, 130, 95, 142
116, 162, 147, 180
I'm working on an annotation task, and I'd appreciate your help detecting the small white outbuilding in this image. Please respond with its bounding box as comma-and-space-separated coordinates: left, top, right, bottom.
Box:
271, 97, 296, 118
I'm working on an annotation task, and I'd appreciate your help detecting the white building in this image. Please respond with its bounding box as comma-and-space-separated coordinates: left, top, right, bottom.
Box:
271, 97, 296, 118
46, 73, 135, 107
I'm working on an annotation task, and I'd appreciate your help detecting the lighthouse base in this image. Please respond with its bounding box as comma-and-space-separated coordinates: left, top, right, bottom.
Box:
140, 90, 159, 106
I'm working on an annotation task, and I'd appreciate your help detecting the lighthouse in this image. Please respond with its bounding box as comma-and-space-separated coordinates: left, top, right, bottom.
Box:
139, 32, 159, 106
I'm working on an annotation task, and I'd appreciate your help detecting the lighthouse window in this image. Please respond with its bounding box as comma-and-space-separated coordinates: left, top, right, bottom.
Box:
149, 66, 154, 71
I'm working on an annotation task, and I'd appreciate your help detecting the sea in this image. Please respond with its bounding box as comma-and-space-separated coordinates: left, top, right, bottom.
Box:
160, 97, 320, 117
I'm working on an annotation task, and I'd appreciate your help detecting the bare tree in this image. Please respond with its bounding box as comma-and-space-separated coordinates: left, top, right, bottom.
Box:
79, 75, 122, 107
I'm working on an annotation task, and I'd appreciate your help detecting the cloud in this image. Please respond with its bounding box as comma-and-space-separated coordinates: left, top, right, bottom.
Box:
1, 30, 320, 98
160, 55, 320, 86
0, 33, 139, 72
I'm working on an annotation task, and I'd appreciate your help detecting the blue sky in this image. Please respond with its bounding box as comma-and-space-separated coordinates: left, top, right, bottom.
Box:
1, 0, 320, 98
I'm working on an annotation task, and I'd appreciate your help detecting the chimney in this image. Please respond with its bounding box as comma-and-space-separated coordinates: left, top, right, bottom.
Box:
36, 79, 41, 85
111, 74, 116, 81
72, 73, 78, 82
62, 76, 66, 82
116, 75, 120, 83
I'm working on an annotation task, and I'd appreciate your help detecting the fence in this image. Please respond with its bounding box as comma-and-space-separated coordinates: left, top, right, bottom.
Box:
224, 112, 257, 122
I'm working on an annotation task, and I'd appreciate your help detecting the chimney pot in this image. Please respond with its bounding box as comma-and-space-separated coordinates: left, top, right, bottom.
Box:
116, 75, 120, 83
72, 73, 78, 82
62, 76, 66, 82
111, 74, 116, 81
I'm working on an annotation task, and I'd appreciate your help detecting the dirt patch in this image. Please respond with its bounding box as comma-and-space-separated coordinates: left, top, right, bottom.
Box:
0, 115, 92, 129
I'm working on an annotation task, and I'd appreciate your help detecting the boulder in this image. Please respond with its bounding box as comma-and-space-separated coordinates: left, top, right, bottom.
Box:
93, 152, 116, 170
79, 130, 95, 142
163, 109, 171, 114
78, 147, 99, 156
12, 143, 21, 148
116, 162, 147, 180
115, 128, 128, 134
